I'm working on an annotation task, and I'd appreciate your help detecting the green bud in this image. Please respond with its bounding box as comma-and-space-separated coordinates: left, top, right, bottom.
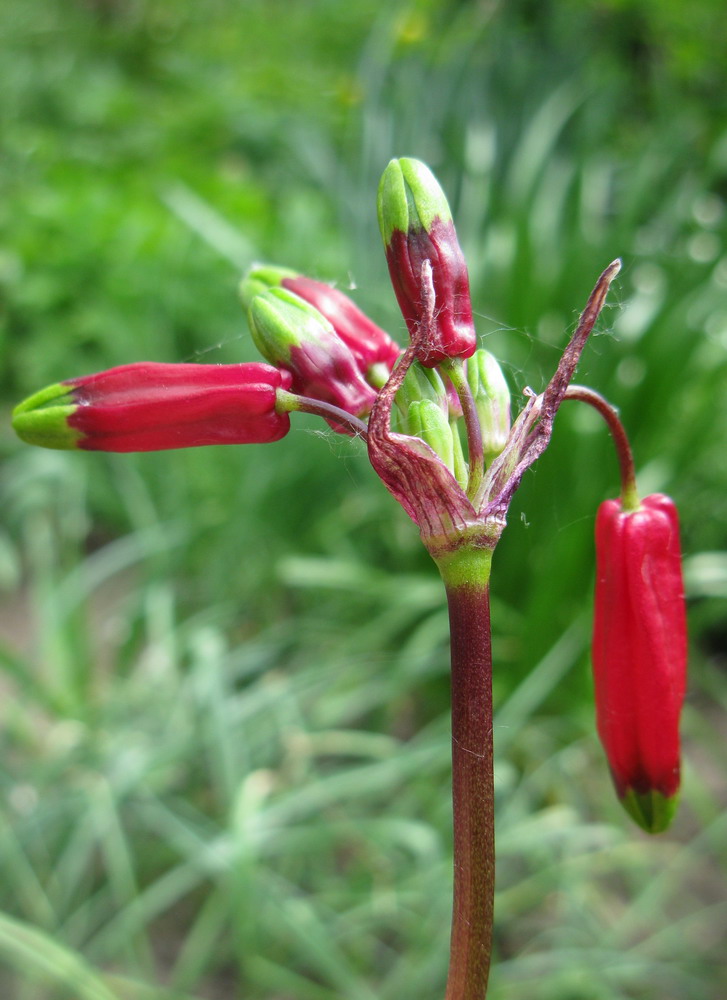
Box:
395, 360, 448, 417
403, 399, 455, 475
248, 287, 329, 362
239, 264, 297, 311
12, 382, 81, 450
248, 287, 377, 418
450, 419, 468, 491
377, 158, 452, 248
466, 349, 511, 463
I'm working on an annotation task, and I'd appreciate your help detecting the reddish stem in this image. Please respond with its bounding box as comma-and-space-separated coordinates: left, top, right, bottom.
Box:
563, 384, 639, 509
276, 389, 369, 438
443, 579, 495, 1000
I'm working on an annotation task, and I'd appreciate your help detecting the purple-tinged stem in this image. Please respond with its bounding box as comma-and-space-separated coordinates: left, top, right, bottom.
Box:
563, 384, 639, 510
276, 389, 369, 438
437, 548, 495, 1000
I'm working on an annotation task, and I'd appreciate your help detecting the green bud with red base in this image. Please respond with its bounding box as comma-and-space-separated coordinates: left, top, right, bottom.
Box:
241, 267, 401, 378
377, 158, 477, 368
247, 287, 378, 426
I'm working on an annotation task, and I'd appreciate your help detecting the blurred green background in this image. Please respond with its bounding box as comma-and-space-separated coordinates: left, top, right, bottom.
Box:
1, 1, 726, 997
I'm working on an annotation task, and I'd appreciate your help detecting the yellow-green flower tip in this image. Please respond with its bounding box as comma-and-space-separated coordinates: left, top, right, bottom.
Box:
12, 382, 82, 450
248, 286, 332, 361
238, 264, 298, 310
621, 787, 679, 834
377, 157, 451, 247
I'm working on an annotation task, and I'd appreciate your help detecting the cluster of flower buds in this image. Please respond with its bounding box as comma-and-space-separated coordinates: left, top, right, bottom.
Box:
11, 272, 404, 449
592, 493, 687, 833
12, 157, 494, 467
11, 156, 688, 835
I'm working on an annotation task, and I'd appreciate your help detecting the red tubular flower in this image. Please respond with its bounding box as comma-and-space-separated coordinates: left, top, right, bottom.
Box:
12, 362, 292, 452
592, 494, 687, 833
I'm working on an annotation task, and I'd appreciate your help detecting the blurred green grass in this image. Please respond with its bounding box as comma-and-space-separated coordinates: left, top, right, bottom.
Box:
1, 1, 726, 997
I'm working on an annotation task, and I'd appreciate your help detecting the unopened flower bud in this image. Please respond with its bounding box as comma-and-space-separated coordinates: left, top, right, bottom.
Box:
377, 158, 477, 367
403, 399, 456, 475
466, 349, 511, 463
241, 266, 401, 383
395, 360, 448, 418
12, 363, 292, 452
593, 494, 687, 833
248, 287, 377, 421
239, 264, 297, 308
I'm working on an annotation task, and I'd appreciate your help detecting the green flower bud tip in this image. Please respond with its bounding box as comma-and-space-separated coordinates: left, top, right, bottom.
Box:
377, 157, 452, 247
248, 287, 332, 362
395, 360, 448, 417
12, 382, 82, 450
239, 264, 298, 311
621, 787, 679, 835
404, 399, 455, 474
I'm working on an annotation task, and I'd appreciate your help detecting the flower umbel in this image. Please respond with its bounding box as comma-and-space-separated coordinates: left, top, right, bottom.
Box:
11, 157, 688, 1000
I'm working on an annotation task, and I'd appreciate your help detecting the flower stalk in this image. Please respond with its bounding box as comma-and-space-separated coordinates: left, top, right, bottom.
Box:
564, 385, 638, 510
437, 546, 496, 1000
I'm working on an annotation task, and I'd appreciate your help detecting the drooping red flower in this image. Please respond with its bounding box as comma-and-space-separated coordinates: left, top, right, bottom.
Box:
12, 362, 292, 452
592, 493, 687, 832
